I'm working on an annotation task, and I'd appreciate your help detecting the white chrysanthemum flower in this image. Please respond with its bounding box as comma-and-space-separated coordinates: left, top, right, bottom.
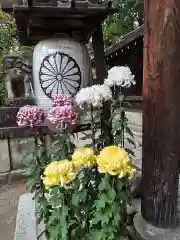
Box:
75, 84, 112, 108
104, 66, 136, 88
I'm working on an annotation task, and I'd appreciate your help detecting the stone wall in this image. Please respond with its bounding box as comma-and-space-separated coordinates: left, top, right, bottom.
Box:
0, 136, 51, 174
0, 135, 52, 183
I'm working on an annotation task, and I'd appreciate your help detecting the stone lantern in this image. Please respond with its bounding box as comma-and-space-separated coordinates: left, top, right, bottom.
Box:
13, 0, 117, 116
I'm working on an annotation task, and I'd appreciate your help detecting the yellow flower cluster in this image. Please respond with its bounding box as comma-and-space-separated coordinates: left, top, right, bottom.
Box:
43, 160, 76, 189
97, 146, 136, 179
43, 146, 136, 189
72, 148, 96, 168
43, 148, 96, 189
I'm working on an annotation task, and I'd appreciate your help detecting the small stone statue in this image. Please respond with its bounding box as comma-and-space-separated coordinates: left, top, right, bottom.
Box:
3, 54, 33, 100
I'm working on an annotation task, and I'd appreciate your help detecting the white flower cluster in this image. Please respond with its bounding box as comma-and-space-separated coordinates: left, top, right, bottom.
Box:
104, 66, 136, 88
75, 84, 112, 108
75, 66, 134, 108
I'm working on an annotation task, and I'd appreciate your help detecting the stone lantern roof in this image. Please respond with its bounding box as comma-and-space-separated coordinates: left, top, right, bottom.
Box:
4, 0, 118, 45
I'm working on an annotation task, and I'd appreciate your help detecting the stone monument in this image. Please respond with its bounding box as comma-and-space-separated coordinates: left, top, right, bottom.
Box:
3, 53, 34, 106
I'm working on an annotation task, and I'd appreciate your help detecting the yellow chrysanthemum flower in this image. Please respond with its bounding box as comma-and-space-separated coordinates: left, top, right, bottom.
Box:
57, 160, 77, 186
72, 148, 96, 168
44, 161, 59, 177
43, 160, 77, 189
43, 175, 60, 189
126, 166, 137, 179
97, 146, 136, 179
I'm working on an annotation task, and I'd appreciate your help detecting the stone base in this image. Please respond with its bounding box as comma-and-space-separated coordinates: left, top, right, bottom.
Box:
6, 97, 35, 107
134, 213, 180, 240
14, 193, 37, 240
14, 193, 46, 240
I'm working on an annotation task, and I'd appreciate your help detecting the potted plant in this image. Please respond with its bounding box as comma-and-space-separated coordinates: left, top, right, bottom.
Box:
18, 66, 137, 240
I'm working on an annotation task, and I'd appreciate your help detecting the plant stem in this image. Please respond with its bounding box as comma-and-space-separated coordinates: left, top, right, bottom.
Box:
64, 131, 69, 157
121, 110, 125, 148
34, 135, 41, 166
118, 87, 125, 148
90, 105, 96, 148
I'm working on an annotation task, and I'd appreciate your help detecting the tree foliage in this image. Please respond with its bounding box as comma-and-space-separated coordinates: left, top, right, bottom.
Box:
0, 11, 15, 105
103, 0, 143, 47
0, 10, 33, 105
0, 10, 17, 70
0, 10, 33, 71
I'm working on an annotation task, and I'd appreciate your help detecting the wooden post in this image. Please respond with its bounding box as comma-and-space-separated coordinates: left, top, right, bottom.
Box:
92, 25, 107, 83
92, 24, 113, 146
142, 0, 180, 228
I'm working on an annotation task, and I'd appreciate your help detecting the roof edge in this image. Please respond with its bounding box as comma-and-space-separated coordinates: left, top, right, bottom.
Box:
105, 24, 144, 57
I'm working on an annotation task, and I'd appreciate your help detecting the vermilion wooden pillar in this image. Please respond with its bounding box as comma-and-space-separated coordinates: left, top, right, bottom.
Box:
142, 0, 180, 228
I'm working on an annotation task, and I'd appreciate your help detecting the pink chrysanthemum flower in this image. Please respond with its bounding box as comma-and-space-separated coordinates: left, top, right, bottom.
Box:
47, 105, 77, 129
52, 94, 73, 107
16, 105, 44, 127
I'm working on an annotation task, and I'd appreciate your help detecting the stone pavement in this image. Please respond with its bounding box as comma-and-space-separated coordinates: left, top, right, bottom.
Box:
0, 180, 27, 240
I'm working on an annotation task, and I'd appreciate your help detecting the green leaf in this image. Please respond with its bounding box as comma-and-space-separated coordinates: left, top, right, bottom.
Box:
30, 183, 40, 193
126, 138, 136, 148
77, 169, 86, 180
49, 225, 61, 240
126, 126, 134, 138
113, 121, 122, 132
90, 230, 103, 240
119, 191, 129, 203
91, 212, 102, 225
98, 174, 111, 191
83, 143, 93, 148
61, 206, 69, 239
72, 193, 80, 206
107, 188, 116, 202
114, 134, 124, 145
49, 187, 63, 208
125, 148, 136, 157
113, 212, 121, 226
95, 193, 107, 210
101, 213, 110, 225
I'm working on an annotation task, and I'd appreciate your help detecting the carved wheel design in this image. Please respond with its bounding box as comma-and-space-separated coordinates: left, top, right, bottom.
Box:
39, 52, 81, 99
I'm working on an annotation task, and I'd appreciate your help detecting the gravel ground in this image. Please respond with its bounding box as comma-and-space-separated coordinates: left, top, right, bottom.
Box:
0, 180, 27, 240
